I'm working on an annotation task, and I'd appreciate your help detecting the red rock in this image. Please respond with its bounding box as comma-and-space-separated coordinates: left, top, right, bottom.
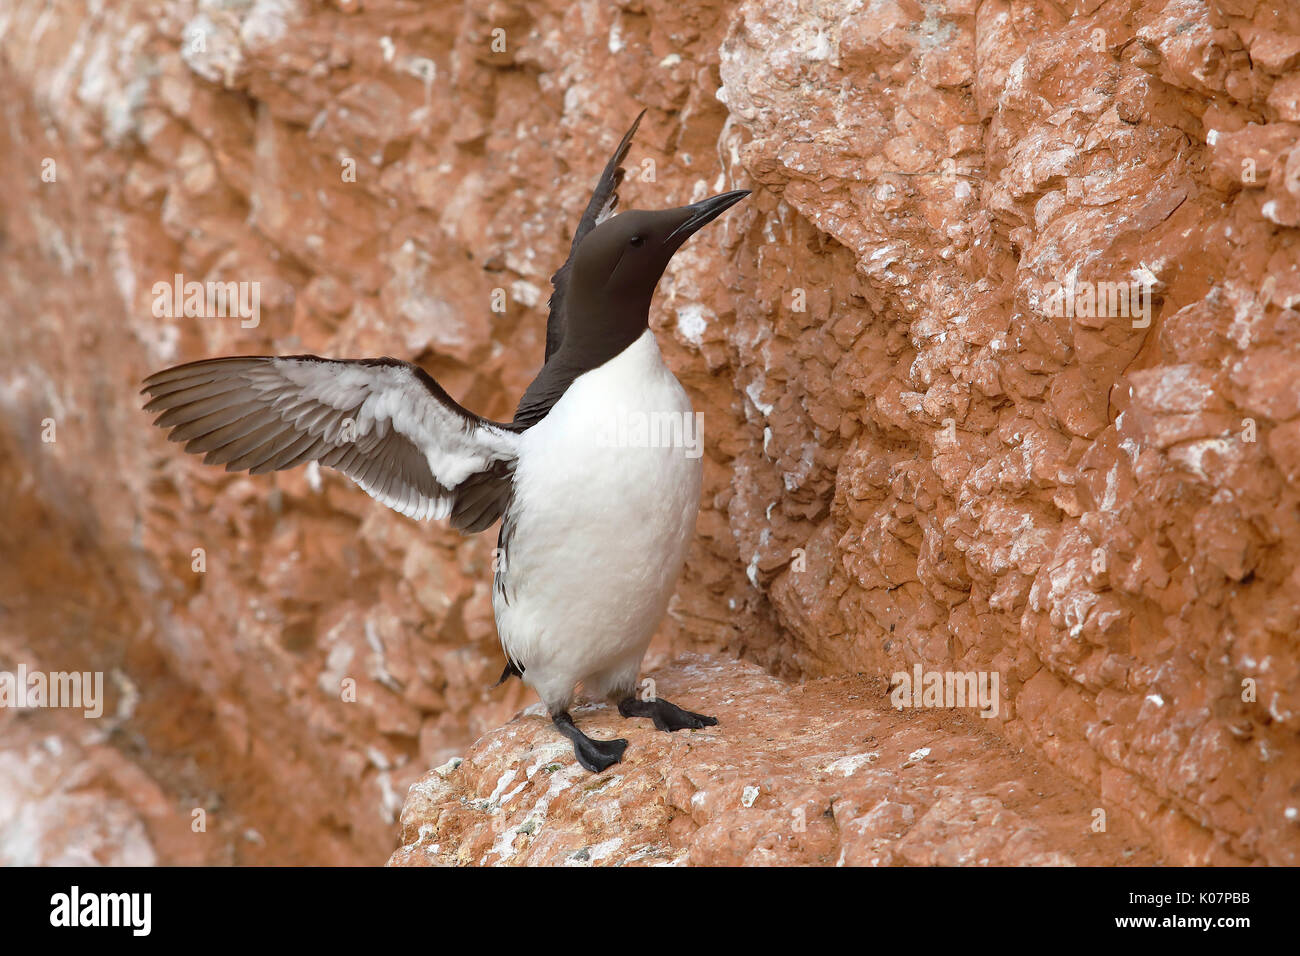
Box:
388, 656, 1161, 866
1, 0, 1297, 868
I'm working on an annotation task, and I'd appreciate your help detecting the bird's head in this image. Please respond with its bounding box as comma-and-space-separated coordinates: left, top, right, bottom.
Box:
562, 190, 750, 351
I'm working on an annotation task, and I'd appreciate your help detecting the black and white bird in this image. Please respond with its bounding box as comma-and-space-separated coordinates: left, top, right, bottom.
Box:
141, 112, 749, 772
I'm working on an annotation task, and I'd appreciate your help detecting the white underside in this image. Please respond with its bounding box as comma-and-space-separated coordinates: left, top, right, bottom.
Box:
494, 329, 702, 713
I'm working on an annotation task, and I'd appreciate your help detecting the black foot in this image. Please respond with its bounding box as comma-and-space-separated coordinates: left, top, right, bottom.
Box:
553, 712, 628, 773
618, 696, 719, 732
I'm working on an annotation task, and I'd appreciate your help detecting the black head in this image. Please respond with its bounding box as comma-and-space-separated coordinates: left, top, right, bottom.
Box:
559, 190, 751, 360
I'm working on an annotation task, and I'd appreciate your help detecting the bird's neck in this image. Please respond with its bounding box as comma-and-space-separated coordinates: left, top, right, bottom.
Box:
560, 300, 652, 372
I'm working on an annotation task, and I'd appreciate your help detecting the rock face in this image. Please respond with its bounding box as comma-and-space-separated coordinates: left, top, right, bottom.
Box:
2, 0, 1298, 865
388, 654, 1159, 866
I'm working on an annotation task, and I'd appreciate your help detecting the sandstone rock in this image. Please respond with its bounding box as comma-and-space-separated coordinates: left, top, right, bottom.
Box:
387, 656, 1159, 866
1, 0, 1298, 867
0, 731, 159, 867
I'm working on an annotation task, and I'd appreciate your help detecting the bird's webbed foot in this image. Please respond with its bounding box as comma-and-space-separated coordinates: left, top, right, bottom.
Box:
617, 696, 718, 732
552, 711, 628, 772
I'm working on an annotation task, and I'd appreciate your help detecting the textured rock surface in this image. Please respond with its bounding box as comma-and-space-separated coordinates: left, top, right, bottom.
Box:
388, 655, 1159, 866
1, 0, 1298, 864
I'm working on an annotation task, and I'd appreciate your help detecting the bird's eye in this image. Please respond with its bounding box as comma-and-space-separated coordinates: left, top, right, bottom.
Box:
629, 235, 645, 247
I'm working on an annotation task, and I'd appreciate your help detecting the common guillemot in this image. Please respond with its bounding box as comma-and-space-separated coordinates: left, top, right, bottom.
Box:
141, 112, 749, 772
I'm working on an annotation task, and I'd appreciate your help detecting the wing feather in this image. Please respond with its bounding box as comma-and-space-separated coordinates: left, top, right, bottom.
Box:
142, 355, 520, 527
539, 110, 645, 366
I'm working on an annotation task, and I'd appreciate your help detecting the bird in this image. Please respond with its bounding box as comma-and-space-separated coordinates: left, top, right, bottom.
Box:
140, 111, 750, 773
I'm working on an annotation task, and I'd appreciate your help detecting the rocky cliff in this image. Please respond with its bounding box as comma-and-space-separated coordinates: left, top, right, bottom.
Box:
1, 0, 1297, 866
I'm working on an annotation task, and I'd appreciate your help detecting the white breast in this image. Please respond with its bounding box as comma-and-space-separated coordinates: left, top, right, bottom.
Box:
494, 329, 703, 712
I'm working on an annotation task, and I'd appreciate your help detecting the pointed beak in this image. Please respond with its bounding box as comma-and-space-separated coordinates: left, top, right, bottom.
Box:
664, 189, 751, 247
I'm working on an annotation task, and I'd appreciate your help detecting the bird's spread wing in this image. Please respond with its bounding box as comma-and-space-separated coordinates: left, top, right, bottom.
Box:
142, 355, 519, 532
540, 110, 645, 366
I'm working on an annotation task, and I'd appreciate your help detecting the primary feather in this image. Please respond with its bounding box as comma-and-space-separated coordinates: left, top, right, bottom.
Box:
142, 354, 519, 527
